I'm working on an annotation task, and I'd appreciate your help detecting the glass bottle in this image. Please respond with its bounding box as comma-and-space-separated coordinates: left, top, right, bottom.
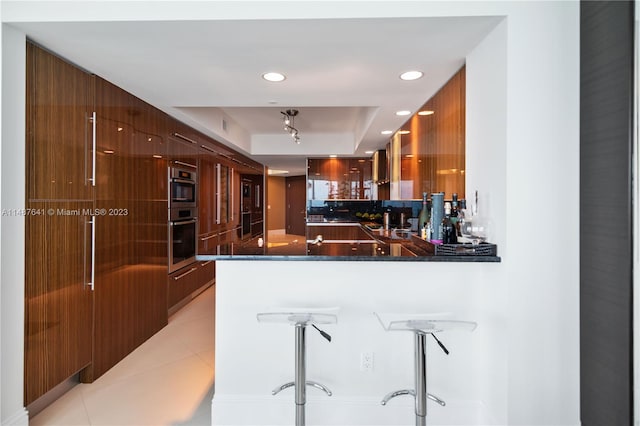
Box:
440, 202, 457, 244
418, 192, 430, 232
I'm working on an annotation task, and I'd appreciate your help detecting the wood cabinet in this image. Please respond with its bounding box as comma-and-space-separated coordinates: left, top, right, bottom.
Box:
80, 76, 168, 382
397, 66, 466, 200
307, 158, 373, 200
25, 43, 263, 404
306, 224, 372, 241
24, 42, 94, 406
168, 260, 214, 313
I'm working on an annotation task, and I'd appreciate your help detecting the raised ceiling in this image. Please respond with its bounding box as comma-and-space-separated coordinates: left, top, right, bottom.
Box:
10, 14, 502, 175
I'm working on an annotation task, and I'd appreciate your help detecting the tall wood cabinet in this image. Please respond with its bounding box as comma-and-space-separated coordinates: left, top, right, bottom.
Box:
24, 42, 95, 405
25, 42, 264, 407
80, 77, 168, 381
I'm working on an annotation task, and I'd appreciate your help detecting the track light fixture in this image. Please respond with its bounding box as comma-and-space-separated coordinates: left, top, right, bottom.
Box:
281, 109, 301, 144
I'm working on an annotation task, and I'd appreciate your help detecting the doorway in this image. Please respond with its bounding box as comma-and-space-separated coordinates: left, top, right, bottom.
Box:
286, 175, 307, 237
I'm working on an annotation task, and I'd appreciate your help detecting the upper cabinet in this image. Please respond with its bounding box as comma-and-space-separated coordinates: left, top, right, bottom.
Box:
307, 157, 373, 200
26, 42, 95, 201
394, 66, 466, 200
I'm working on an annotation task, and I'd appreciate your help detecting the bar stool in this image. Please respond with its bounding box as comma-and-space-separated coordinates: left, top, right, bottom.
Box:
374, 312, 476, 426
257, 310, 337, 426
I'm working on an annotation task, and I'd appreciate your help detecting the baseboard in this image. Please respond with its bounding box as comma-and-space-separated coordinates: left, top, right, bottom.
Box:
211, 394, 490, 426
2, 407, 29, 426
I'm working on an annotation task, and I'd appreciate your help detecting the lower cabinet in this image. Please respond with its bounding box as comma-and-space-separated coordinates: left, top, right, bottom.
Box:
168, 260, 215, 313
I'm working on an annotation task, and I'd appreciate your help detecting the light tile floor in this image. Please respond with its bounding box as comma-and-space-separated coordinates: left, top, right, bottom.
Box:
30, 285, 215, 426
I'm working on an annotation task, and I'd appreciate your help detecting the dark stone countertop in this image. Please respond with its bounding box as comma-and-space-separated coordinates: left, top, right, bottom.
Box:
195, 222, 501, 262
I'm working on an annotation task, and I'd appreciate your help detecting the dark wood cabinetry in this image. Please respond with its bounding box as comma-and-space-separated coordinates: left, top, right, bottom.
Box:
25, 43, 263, 406
167, 260, 215, 314
24, 42, 94, 406
398, 66, 466, 199
81, 76, 168, 382
308, 158, 373, 200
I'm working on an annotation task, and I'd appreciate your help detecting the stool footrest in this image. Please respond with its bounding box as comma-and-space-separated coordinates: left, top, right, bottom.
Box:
380, 389, 446, 406
272, 380, 333, 396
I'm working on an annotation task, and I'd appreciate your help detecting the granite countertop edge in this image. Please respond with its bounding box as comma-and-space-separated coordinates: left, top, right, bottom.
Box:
195, 254, 501, 262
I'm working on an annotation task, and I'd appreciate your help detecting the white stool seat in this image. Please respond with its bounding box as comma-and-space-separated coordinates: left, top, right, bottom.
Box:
375, 312, 476, 333
257, 311, 338, 326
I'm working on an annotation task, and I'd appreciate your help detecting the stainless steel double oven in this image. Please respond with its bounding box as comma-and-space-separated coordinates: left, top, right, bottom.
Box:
168, 162, 197, 273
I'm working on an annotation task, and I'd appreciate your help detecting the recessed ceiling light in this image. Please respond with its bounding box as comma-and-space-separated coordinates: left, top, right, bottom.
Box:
396, 110, 411, 116
400, 71, 423, 81
381, 130, 393, 135
399, 130, 410, 135
329, 154, 337, 158
262, 72, 286, 82
418, 110, 435, 116
365, 150, 374, 154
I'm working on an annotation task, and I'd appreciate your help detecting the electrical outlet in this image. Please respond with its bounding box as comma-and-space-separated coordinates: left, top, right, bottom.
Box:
360, 352, 374, 372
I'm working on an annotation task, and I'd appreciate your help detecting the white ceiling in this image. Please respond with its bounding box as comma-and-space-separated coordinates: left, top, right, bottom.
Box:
11, 15, 501, 175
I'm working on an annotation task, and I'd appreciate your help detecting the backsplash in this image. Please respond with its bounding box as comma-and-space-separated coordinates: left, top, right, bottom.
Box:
307, 199, 424, 227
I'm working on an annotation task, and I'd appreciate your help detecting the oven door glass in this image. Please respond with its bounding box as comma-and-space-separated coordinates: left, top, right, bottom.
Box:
171, 180, 195, 204
170, 218, 196, 271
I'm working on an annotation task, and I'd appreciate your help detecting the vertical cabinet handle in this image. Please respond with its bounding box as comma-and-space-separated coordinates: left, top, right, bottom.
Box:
216, 163, 221, 224
230, 167, 234, 222
87, 215, 96, 291
89, 112, 96, 186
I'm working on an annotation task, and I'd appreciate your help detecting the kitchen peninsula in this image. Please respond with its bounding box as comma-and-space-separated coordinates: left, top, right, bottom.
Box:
206, 242, 501, 425
201, 219, 500, 425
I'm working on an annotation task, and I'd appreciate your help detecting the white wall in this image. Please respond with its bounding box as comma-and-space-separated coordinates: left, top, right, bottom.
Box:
465, 19, 508, 424
0, 2, 580, 425
503, 4, 580, 424
214, 260, 499, 426
0, 23, 28, 426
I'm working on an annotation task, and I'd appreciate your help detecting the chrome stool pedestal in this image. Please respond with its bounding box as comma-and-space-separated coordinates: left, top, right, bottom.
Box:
375, 313, 476, 426
257, 311, 337, 426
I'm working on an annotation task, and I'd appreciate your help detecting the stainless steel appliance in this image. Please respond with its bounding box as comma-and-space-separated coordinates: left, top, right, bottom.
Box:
168, 162, 198, 272
168, 207, 197, 273
169, 162, 197, 209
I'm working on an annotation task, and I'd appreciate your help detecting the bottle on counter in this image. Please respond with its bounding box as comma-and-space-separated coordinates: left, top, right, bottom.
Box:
456, 199, 467, 237
418, 192, 430, 231
430, 192, 445, 242
440, 202, 458, 244
451, 193, 459, 222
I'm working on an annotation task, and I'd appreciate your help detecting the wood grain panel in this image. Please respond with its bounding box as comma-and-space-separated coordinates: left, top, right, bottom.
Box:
399, 66, 465, 200
24, 202, 94, 405
26, 42, 94, 202
24, 43, 94, 406
81, 77, 168, 382
308, 158, 372, 200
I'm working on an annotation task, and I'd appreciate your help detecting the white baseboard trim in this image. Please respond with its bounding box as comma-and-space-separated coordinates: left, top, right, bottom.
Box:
2, 407, 29, 426
211, 394, 490, 426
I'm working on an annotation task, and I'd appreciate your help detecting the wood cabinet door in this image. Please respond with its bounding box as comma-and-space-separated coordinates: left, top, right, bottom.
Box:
198, 152, 216, 237
24, 43, 95, 405
82, 77, 168, 381
26, 42, 94, 202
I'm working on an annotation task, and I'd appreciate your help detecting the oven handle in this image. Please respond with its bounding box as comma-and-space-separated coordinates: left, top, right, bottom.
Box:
171, 178, 196, 185
170, 218, 197, 226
